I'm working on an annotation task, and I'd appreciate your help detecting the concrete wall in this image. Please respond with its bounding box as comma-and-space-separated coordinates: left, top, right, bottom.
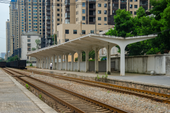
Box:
112, 55, 169, 75
38, 54, 170, 75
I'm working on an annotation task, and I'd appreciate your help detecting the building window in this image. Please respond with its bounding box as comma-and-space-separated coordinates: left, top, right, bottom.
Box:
130, 11, 132, 14
82, 16, 85, 20
57, 9, 60, 11
57, 23, 60, 25
65, 29, 69, 34
82, 9, 85, 14
130, 0, 132, 1
134, 11, 136, 15
28, 48, 31, 51
134, 5, 137, 8
134, 0, 137, 1
98, 23, 101, 25
104, 17, 107, 21
113, 10, 115, 14
27, 39, 30, 42
57, 14, 60, 16
104, 3, 107, 8
82, 2, 85, 7
104, 10, 107, 14
98, 10, 101, 14
90, 30, 94, 34
98, 17, 101, 21
57, 4, 60, 6
73, 30, 77, 34
57, 18, 60, 21
82, 30, 86, 34
130, 4, 132, 8
98, 3, 101, 7
27, 43, 31, 47
27, 36, 30, 38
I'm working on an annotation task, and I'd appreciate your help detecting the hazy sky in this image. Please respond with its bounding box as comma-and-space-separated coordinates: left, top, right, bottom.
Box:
0, 2, 9, 53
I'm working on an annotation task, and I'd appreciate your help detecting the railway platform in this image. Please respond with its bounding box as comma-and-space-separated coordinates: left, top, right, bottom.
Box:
27, 68, 170, 87
0, 69, 57, 113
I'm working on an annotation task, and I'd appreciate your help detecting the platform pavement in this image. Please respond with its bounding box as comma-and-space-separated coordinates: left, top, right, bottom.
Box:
27, 67, 170, 87
0, 69, 57, 113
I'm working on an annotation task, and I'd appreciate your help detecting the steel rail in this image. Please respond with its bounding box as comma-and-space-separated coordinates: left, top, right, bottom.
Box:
22, 68, 170, 104
3, 68, 128, 113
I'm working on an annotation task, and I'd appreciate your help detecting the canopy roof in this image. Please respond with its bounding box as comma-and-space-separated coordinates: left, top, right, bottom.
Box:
27, 34, 157, 57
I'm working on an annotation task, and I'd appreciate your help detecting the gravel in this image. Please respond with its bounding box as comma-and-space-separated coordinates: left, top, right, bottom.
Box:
30, 74, 170, 113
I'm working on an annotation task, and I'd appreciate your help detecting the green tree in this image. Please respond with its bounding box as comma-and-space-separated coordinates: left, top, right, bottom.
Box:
35, 39, 41, 49
32, 47, 36, 51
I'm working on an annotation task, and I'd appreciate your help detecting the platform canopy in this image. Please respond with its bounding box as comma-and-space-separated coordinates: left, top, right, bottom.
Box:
27, 34, 157, 76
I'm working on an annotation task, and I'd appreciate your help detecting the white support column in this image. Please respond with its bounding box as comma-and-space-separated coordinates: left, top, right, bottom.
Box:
71, 53, 74, 71
95, 48, 99, 73
42, 58, 43, 69
85, 50, 89, 72
41, 59, 43, 69
44, 57, 46, 69
36, 58, 38, 68
53, 55, 55, 70
61, 55, 63, 70
56, 55, 58, 70
40, 59, 42, 69
77, 52, 81, 72
106, 45, 112, 74
120, 45, 125, 76
65, 54, 68, 71
38, 59, 40, 68
43, 58, 45, 69
47, 57, 51, 69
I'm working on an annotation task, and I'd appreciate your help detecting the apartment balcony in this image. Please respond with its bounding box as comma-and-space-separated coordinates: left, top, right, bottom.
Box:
89, 17, 95, 24
46, 7, 50, 11
46, 16, 50, 20
140, 1, 148, 6
65, 8, 70, 12
46, 12, 50, 16
112, 0, 118, 2
89, 12, 95, 17
47, 27, 50, 29
89, 4, 96, 10
46, 21, 50, 25
65, 0, 70, 6
89, 0, 96, 3
65, 13, 70, 19
46, 31, 51, 34
113, 6, 118, 10
120, 0, 127, 2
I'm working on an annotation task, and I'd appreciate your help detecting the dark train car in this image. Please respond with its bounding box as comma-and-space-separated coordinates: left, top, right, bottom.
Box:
0, 62, 6, 68
6, 60, 26, 69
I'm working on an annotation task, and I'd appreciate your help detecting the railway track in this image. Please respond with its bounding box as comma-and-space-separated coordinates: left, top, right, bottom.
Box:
3, 68, 127, 113
8, 68, 170, 104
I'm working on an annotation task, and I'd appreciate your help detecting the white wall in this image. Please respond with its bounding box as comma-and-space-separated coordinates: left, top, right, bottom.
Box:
112, 55, 168, 75
21, 33, 41, 61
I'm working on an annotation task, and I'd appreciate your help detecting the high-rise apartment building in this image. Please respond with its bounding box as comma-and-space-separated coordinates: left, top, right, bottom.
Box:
53, 0, 62, 34
61, 0, 150, 26
55, 0, 150, 44
9, 0, 47, 57
6, 19, 11, 58
10, 0, 19, 55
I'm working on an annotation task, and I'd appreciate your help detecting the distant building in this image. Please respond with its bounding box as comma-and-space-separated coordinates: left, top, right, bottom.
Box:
1, 53, 6, 59
21, 32, 41, 61
6, 19, 10, 59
